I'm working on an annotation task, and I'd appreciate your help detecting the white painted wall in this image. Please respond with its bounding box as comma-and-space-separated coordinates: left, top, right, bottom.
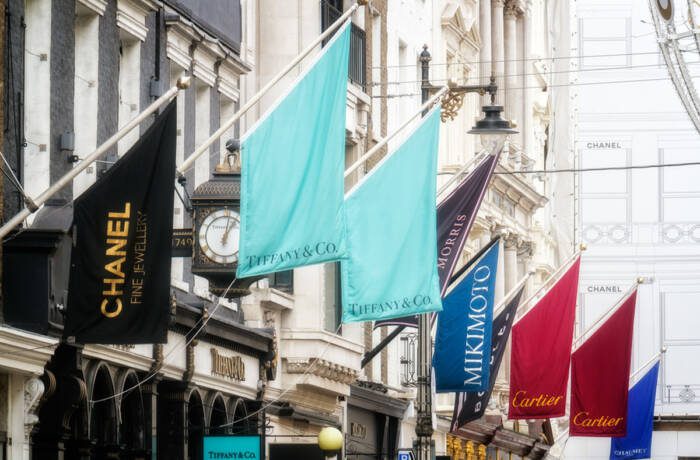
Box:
567, 0, 700, 457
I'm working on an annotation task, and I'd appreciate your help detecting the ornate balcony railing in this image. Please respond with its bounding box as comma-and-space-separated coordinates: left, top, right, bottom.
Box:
321, 0, 366, 90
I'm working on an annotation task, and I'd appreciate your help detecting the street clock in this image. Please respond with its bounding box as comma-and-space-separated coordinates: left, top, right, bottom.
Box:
190, 142, 262, 298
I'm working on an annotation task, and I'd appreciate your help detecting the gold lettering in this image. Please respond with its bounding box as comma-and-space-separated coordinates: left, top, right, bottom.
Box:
109, 202, 131, 219
102, 278, 124, 296
105, 238, 127, 257
512, 391, 563, 408
101, 298, 123, 318
104, 257, 126, 278
210, 348, 245, 381
107, 219, 129, 237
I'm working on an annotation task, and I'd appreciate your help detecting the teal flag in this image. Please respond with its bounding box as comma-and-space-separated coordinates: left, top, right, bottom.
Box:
341, 108, 443, 323
237, 24, 350, 278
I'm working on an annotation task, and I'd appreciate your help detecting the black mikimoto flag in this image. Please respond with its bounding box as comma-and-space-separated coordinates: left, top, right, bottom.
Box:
450, 286, 525, 431
64, 102, 176, 344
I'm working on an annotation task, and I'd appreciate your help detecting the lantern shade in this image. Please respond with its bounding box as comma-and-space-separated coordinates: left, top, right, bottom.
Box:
468, 105, 518, 137
317, 426, 343, 452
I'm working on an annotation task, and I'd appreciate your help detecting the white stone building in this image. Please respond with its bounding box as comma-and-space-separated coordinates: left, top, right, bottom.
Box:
241, 0, 576, 458
561, 0, 700, 458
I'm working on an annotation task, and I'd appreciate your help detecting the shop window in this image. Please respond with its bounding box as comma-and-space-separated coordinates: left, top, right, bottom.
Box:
269, 270, 293, 293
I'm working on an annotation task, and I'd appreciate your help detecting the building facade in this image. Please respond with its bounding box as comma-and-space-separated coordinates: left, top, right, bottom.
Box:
0, 0, 577, 459
1, 0, 276, 458
560, 0, 700, 458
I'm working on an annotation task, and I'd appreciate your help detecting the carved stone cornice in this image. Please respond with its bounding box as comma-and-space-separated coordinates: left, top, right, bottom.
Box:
504, 232, 521, 249
284, 358, 358, 385
505, 0, 525, 16
517, 240, 534, 258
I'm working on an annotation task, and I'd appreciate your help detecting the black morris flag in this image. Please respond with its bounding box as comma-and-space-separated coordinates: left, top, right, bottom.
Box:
64, 102, 176, 344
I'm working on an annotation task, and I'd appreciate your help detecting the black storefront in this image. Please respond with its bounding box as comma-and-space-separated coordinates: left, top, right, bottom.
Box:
2, 206, 274, 459
345, 382, 409, 459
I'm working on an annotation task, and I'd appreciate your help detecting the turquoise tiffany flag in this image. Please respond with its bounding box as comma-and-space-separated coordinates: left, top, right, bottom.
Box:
237, 23, 351, 278
341, 108, 443, 323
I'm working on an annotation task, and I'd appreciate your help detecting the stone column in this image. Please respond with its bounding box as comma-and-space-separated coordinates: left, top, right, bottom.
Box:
504, 1, 520, 153
479, 0, 492, 91
141, 380, 159, 460
491, 0, 505, 107
522, 5, 534, 163
504, 234, 519, 293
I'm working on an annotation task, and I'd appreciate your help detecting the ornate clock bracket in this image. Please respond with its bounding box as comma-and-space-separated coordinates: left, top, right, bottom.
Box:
171, 139, 264, 299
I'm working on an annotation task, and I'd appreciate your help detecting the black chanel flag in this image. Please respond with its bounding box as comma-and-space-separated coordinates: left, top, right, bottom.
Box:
64, 102, 176, 344
450, 286, 524, 431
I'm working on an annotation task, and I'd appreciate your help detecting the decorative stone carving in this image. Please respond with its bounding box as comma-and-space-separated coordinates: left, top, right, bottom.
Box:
25, 376, 45, 438
183, 341, 197, 382
284, 358, 358, 385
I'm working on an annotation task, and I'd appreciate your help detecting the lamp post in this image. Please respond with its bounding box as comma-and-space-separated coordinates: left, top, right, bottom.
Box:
414, 46, 516, 460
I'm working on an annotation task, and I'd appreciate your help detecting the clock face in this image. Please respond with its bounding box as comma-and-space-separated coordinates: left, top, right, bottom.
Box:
198, 209, 240, 264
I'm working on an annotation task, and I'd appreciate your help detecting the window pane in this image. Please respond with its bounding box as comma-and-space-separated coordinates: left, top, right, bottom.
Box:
582, 18, 628, 39
663, 149, 700, 193
581, 40, 627, 68
581, 198, 627, 222
663, 292, 700, 341
663, 197, 700, 221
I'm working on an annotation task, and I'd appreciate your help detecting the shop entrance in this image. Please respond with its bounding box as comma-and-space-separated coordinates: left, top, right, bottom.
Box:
269, 443, 325, 460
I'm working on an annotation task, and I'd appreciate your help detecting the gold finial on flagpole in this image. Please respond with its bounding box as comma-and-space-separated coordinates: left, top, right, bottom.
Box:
579, 242, 588, 251
177, 76, 192, 89
637, 276, 645, 284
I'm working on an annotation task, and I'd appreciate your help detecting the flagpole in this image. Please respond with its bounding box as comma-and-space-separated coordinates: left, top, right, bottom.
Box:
344, 86, 449, 179
572, 278, 641, 351
436, 149, 491, 197
493, 271, 533, 317
630, 347, 666, 383
513, 243, 586, 324
176, 3, 362, 177
0, 78, 190, 241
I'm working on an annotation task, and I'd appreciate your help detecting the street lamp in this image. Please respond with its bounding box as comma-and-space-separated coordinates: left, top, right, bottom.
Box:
469, 102, 518, 157
317, 426, 343, 459
413, 47, 518, 460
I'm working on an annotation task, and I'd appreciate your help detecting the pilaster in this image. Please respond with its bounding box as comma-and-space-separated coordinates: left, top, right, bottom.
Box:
156, 380, 189, 459
504, 0, 520, 150
491, 0, 505, 107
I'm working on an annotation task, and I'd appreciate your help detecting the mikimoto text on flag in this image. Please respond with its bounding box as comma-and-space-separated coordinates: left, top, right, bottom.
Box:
451, 285, 524, 431
64, 102, 177, 344
434, 239, 499, 392
570, 290, 637, 437
375, 153, 499, 328
341, 108, 443, 323
610, 361, 659, 459
236, 23, 351, 278
508, 256, 581, 419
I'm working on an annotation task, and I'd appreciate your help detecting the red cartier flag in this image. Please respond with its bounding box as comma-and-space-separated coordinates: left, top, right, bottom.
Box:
569, 290, 637, 437
509, 257, 581, 419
